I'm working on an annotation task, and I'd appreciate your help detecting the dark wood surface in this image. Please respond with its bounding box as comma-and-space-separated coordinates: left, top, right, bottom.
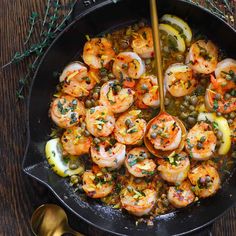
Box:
1, 0, 236, 235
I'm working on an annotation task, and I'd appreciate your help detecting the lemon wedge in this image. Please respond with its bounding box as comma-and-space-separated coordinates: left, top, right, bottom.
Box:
198, 113, 231, 155
45, 138, 84, 177
159, 23, 186, 52
161, 14, 192, 45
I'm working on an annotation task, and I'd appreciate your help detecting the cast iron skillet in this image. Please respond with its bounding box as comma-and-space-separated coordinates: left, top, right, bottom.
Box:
23, 0, 236, 235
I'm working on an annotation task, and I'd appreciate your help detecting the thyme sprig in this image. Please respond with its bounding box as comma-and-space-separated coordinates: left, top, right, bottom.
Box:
2, 0, 77, 99
24, 12, 39, 45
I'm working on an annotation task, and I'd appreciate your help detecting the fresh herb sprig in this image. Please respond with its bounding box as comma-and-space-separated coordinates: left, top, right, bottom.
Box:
186, 0, 235, 25
2, 0, 77, 99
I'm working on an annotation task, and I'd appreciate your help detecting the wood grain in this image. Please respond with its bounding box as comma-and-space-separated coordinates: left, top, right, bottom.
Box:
0, 0, 236, 235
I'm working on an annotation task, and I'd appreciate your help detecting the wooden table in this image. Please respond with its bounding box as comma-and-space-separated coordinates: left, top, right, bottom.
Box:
1, 0, 236, 235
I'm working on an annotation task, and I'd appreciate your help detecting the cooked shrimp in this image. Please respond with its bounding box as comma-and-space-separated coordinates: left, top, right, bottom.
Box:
205, 59, 236, 114
112, 52, 145, 80
131, 27, 154, 58
164, 63, 198, 97
61, 125, 92, 156
185, 122, 217, 160
82, 166, 114, 198
158, 152, 190, 184
99, 80, 135, 113
83, 38, 115, 69
120, 186, 156, 216
186, 40, 218, 74
168, 181, 195, 208
85, 106, 115, 137
50, 95, 86, 128
147, 113, 182, 151
215, 58, 236, 79
125, 147, 156, 177
114, 110, 147, 145
188, 163, 220, 198
60, 62, 97, 97
135, 75, 166, 108
91, 142, 126, 169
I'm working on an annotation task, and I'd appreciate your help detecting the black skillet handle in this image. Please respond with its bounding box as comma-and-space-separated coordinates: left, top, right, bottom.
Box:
72, 0, 121, 19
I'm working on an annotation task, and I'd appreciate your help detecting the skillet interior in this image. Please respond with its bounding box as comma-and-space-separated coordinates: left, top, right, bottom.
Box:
23, 0, 236, 235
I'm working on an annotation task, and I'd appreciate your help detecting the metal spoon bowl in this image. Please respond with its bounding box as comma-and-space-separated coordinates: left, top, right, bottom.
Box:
31, 204, 84, 236
144, 0, 187, 158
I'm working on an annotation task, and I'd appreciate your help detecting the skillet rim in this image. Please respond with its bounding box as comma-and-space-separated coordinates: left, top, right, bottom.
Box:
22, 0, 236, 235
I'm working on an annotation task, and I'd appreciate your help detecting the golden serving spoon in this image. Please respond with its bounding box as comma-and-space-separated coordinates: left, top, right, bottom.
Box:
144, 0, 187, 157
31, 204, 84, 236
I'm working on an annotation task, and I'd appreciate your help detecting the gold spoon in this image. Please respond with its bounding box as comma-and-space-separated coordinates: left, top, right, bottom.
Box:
31, 204, 84, 236
144, 0, 187, 157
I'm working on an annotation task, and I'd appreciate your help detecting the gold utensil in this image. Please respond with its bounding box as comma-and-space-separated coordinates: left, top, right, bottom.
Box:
144, 0, 187, 157
31, 204, 84, 236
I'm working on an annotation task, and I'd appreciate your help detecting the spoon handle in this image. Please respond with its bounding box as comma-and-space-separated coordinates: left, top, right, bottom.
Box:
149, 0, 165, 112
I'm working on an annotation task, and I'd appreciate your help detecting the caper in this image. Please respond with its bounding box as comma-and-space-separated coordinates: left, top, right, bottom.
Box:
118, 85, 123, 92
215, 93, 221, 101
217, 130, 223, 139
183, 101, 189, 107
113, 80, 119, 85
125, 119, 132, 127
189, 105, 195, 111
190, 111, 198, 118
225, 93, 231, 100
232, 151, 236, 159
91, 99, 95, 106
69, 162, 79, 170
216, 112, 222, 117
120, 41, 129, 49
188, 116, 196, 125
83, 130, 90, 137
176, 54, 184, 62
180, 112, 188, 119
94, 137, 101, 144
141, 84, 148, 90
100, 68, 107, 76
101, 75, 109, 83
230, 112, 236, 119
185, 95, 191, 102
70, 175, 79, 184
205, 175, 211, 182
145, 58, 152, 65
164, 98, 170, 106
224, 114, 229, 119
108, 73, 115, 79
85, 100, 92, 108
93, 92, 99, 100
151, 132, 157, 139
228, 119, 233, 124
180, 105, 185, 111
162, 199, 169, 207
190, 96, 198, 105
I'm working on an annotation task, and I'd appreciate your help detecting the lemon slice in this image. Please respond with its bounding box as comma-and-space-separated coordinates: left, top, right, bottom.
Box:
159, 23, 186, 52
198, 113, 231, 155
161, 14, 192, 45
45, 138, 84, 177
